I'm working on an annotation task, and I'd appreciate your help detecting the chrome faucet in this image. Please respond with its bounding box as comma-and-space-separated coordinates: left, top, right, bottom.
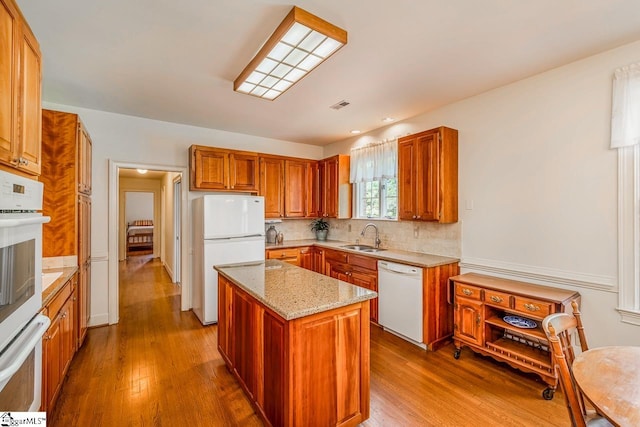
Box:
360, 223, 381, 249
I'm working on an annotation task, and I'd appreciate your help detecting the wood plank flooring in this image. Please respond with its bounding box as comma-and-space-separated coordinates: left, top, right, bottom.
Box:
49, 256, 570, 426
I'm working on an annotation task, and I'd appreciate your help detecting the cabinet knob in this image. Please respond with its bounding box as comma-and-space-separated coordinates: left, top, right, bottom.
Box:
416, 215, 421, 219
412, 215, 417, 219
462, 288, 472, 296
476, 315, 481, 326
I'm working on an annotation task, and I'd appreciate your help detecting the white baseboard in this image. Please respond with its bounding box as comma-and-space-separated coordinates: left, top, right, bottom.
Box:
460, 257, 617, 292
89, 313, 109, 327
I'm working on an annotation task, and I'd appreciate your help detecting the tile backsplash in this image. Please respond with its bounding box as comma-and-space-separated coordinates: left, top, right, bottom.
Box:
266, 218, 461, 258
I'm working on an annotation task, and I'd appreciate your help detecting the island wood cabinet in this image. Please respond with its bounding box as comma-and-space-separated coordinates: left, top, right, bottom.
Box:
398, 127, 458, 223
41, 109, 92, 348
323, 249, 378, 323
259, 155, 317, 219
189, 145, 259, 192
450, 273, 580, 398
218, 274, 370, 427
319, 155, 351, 218
0, 0, 42, 176
42, 273, 78, 413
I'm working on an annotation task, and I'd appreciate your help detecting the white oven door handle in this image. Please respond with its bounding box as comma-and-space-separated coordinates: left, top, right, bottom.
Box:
0, 314, 50, 383
0, 216, 51, 228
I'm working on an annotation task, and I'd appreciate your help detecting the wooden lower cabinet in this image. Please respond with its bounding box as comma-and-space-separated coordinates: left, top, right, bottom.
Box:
451, 273, 580, 397
42, 273, 78, 413
266, 246, 314, 271
218, 275, 370, 427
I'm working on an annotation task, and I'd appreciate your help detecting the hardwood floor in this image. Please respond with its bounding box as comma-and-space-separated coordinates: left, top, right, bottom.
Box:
49, 257, 570, 426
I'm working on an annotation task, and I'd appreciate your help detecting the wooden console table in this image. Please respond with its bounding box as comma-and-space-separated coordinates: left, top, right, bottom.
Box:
450, 273, 580, 399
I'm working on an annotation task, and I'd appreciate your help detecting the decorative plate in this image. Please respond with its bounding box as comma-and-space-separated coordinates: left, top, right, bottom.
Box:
503, 315, 537, 329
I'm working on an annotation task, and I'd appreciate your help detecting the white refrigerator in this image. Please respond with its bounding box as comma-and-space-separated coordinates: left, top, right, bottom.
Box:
192, 195, 265, 325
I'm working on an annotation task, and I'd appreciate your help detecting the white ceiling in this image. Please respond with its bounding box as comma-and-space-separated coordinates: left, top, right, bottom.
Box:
16, 0, 640, 146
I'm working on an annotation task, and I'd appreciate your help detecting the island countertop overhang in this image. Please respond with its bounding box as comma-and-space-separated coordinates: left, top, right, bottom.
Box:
215, 259, 377, 321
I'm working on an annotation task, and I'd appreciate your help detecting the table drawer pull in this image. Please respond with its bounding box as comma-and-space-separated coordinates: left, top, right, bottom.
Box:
524, 303, 540, 312
490, 296, 503, 303
462, 288, 473, 296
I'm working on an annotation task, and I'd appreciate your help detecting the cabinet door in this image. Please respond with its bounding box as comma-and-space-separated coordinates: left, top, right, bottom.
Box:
60, 297, 74, 375
43, 315, 62, 412
16, 22, 41, 175
415, 132, 440, 221
78, 264, 89, 347
0, 0, 18, 167
350, 269, 378, 323
191, 147, 229, 190
454, 296, 484, 346
305, 161, 321, 218
218, 276, 233, 363
232, 288, 259, 399
299, 247, 313, 271
397, 138, 417, 220
259, 157, 284, 219
323, 157, 339, 218
78, 195, 91, 265
229, 152, 258, 192
284, 159, 307, 217
78, 123, 92, 195
325, 260, 350, 282
313, 248, 324, 274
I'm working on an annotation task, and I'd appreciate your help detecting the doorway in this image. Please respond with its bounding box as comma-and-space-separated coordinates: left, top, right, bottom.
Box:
108, 161, 189, 324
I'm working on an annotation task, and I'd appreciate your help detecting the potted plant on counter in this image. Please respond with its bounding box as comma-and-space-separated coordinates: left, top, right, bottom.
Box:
310, 218, 330, 241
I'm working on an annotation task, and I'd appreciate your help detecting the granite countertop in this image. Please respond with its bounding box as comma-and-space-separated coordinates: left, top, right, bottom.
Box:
42, 266, 78, 307
215, 259, 377, 321
266, 239, 459, 268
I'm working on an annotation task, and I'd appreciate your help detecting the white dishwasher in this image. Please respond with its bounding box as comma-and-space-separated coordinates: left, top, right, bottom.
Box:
377, 260, 425, 348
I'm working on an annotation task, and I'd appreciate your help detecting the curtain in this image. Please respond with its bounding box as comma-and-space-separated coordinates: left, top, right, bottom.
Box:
611, 62, 640, 149
349, 139, 397, 183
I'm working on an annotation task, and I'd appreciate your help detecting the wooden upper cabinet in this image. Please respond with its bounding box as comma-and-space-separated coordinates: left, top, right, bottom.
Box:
284, 159, 308, 218
0, 0, 41, 176
306, 161, 321, 218
259, 156, 285, 219
190, 145, 258, 192
398, 127, 458, 223
319, 155, 351, 219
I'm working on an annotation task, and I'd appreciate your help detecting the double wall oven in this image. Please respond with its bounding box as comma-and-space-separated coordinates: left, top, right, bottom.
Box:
0, 170, 51, 411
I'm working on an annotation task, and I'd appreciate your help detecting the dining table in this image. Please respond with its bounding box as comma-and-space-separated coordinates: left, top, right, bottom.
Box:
572, 346, 640, 427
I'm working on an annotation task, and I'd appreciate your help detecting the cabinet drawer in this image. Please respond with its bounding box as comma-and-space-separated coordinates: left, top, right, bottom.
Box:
266, 248, 299, 260
324, 249, 348, 263
455, 283, 482, 300
349, 253, 377, 271
483, 290, 511, 308
513, 296, 553, 318
45, 279, 71, 320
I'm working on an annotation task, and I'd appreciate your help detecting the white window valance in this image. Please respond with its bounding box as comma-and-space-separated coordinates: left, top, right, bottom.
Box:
349, 139, 397, 183
611, 62, 640, 149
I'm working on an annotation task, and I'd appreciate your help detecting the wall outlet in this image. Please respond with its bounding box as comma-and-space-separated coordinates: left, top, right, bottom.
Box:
414, 226, 419, 238
348, 224, 351, 232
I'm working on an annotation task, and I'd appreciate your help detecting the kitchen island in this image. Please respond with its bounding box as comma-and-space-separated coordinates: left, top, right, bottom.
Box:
215, 259, 377, 427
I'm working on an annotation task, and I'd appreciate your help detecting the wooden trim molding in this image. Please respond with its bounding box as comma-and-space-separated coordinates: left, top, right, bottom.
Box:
616, 145, 640, 325
460, 257, 616, 292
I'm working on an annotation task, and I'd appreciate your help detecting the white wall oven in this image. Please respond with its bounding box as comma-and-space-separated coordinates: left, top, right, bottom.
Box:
0, 170, 50, 411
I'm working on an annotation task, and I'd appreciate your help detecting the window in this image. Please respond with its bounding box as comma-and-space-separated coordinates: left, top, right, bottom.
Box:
355, 178, 397, 219
350, 138, 398, 219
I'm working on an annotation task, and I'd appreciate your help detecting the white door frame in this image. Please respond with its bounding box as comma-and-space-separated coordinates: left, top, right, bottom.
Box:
173, 176, 182, 284
108, 160, 189, 324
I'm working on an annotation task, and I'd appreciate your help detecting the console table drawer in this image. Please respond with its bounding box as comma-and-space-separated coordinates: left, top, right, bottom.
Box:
513, 297, 553, 318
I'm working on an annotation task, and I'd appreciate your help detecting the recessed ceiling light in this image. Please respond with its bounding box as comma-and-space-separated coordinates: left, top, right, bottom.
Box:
350, 130, 361, 134
382, 117, 395, 123
137, 169, 148, 174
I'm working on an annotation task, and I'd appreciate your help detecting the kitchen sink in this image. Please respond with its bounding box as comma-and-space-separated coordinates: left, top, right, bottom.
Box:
340, 244, 373, 251
340, 244, 386, 252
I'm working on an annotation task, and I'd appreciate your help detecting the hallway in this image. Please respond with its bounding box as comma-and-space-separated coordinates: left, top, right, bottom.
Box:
49, 257, 261, 426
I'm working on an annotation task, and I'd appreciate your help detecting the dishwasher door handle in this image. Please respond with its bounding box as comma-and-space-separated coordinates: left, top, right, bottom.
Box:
378, 261, 420, 275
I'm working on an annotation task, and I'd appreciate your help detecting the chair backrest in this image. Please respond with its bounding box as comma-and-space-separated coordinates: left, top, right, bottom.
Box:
542, 301, 589, 427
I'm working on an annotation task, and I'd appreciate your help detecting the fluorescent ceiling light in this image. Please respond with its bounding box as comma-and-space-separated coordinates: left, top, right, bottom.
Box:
382, 117, 395, 123
350, 130, 361, 134
234, 6, 347, 101
137, 169, 148, 174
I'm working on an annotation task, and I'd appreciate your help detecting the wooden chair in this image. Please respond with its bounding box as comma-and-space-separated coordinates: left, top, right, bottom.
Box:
542, 301, 612, 427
